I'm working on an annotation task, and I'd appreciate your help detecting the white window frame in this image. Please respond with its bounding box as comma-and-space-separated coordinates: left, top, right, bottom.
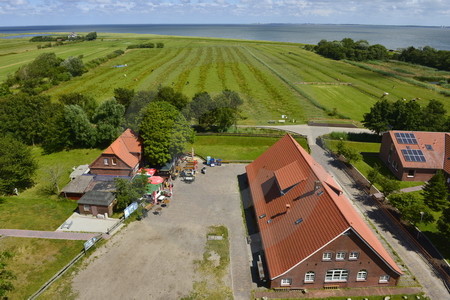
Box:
111, 157, 117, 166
356, 270, 367, 281
407, 169, 415, 178
83, 204, 90, 212
379, 275, 390, 283
322, 252, 332, 261
325, 269, 349, 282
280, 278, 292, 286
349, 251, 359, 260
336, 251, 346, 260
103, 158, 109, 165
304, 271, 315, 283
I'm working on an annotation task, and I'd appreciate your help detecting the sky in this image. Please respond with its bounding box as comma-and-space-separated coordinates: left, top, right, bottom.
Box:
0, 0, 449, 27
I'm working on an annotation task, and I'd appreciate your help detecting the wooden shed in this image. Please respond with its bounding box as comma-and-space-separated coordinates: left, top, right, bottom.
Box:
77, 191, 115, 217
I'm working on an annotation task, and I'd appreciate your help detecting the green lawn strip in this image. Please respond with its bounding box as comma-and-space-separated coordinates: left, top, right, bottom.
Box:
188, 135, 308, 161
324, 139, 423, 190
0, 196, 77, 230
0, 237, 84, 299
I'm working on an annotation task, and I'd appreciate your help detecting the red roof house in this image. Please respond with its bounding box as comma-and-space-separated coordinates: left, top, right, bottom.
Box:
379, 131, 449, 181
246, 134, 402, 289
90, 129, 142, 177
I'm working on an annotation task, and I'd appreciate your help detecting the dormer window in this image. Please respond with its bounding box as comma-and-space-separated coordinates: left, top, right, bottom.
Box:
103, 158, 109, 165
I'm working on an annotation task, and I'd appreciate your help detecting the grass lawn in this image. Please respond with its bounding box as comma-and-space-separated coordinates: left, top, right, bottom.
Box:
3, 34, 449, 125
0, 237, 84, 299
270, 294, 428, 300
324, 139, 423, 190
187, 135, 308, 161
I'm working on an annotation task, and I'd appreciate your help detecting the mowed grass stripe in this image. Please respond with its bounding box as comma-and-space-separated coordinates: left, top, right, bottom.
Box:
242, 46, 326, 120
175, 47, 203, 93
151, 47, 194, 89
216, 46, 228, 90
197, 46, 213, 91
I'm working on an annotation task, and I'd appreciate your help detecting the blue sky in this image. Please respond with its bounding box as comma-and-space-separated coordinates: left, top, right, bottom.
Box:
0, 0, 449, 27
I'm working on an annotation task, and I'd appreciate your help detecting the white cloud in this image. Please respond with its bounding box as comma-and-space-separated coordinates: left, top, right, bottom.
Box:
0, 0, 449, 25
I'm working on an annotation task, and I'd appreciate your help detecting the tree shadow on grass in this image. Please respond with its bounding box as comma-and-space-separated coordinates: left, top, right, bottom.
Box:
362, 154, 397, 179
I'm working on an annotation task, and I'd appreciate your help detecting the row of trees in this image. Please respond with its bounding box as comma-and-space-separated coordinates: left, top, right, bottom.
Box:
395, 46, 450, 71
127, 42, 164, 49
0, 93, 125, 153
30, 32, 97, 42
312, 38, 389, 61
362, 99, 449, 134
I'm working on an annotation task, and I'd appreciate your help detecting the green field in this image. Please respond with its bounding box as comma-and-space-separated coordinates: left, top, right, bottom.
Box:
1, 33, 449, 125
187, 135, 308, 160
0, 237, 84, 299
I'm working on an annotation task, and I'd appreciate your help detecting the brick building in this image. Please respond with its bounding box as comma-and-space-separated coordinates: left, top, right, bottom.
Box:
246, 134, 402, 289
90, 129, 142, 177
379, 131, 449, 181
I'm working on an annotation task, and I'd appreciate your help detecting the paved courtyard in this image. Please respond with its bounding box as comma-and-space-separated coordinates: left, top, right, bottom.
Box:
71, 163, 252, 299
56, 212, 122, 234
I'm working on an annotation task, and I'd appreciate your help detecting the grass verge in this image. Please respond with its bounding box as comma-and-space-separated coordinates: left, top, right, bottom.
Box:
0, 237, 84, 299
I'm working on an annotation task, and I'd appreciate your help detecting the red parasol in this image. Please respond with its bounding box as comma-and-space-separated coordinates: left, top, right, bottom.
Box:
148, 176, 164, 185
139, 168, 157, 176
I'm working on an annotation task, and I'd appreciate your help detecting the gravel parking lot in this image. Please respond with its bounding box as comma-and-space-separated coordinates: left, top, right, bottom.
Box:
72, 163, 252, 299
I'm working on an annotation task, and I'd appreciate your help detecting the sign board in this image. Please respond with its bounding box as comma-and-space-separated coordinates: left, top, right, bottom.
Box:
124, 202, 138, 219
84, 236, 98, 251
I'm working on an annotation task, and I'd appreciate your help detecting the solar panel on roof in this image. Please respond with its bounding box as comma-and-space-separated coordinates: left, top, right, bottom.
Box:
395, 132, 418, 144
401, 149, 426, 162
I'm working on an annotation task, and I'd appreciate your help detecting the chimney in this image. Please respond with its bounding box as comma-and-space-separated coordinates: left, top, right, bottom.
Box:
314, 181, 321, 190
286, 204, 291, 213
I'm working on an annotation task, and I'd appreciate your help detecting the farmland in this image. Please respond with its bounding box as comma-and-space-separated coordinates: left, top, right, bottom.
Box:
1, 33, 449, 125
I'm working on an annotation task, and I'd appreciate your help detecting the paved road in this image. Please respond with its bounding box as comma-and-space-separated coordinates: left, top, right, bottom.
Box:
0, 229, 98, 240
268, 125, 449, 299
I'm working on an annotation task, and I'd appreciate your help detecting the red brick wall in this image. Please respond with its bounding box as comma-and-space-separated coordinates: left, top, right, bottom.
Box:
78, 203, 113, 217
270, 231, 399, 289
90, 154, 134, 176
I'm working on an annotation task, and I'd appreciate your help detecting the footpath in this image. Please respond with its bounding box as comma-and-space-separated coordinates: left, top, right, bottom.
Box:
0, 229, 105, 240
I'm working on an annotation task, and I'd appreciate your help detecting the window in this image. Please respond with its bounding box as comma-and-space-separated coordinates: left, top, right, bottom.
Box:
379, 275, 390, 283
349, 252, 359, 260
83, 205, 90, 212
111, 158, 117, 166
325, 269, 349, 282
336, 252, 346, 260
280, 278, 292, 286
103, 158, 109, 166
407, 169, 415, 178
304, 271, 315, 283
322, 252, 332, 261
392, 160, 398, 171
357, 270, 367, 281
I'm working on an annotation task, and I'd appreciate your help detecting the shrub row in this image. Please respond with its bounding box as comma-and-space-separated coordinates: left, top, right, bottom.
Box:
127, 42, 164, 49
85, 49, 125, 69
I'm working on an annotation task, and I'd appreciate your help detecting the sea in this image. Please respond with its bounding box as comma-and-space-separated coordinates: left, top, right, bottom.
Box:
0, 24, 449, 51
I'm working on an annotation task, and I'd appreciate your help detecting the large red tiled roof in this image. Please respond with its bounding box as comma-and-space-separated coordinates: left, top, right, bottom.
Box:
389, 131, 446, 170
246, 134, 402, 279
103, 129, 142, 168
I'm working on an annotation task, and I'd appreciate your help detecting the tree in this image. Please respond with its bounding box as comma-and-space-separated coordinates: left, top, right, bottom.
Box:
362, 99, 393, 134
124, 90, 156, 131
59, 93, 98, 119
336, 140, 362, 164
114, 87, 135, 109
189, 92, 215, 122
154, 86, 189, 111
114, 176, 147, 211
0, 251, 15, 298
60, 56, 86, 77
0, 93, 54, 145
419, 99, 447, 132
140, 101, 193, 166
85, 32, 97, 41
378, 177, 400, 197
63, 105, 96, 148
388, 193, 434, 224
0, 136, 37, 195
437, 206, 450, 237
367, 164, 381, 187
422, 170, 448, 211
42, 164, 65, 194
